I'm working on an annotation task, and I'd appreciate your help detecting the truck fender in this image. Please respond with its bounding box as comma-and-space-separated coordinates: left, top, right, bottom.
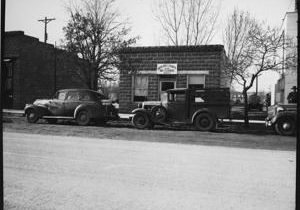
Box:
24, 104, 51, 117
131, 108, 152, 119
191, 109, 217, 123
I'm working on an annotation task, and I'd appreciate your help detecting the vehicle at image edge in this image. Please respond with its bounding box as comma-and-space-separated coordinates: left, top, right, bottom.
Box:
131, 88, 230, 131
265, 103, 297, 136
24, 89, 119, 126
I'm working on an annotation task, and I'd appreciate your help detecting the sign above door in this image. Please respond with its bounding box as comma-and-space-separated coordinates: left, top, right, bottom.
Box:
157, 63, 177, 75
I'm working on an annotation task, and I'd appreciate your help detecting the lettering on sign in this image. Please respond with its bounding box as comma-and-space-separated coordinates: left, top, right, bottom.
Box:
157, 63, 177, 74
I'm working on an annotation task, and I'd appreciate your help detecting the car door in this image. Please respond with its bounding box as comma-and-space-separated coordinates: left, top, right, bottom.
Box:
64, 90, 82, 116
48, 91, 66, 116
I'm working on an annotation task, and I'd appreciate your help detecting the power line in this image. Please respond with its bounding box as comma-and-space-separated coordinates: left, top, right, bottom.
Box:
38, 17, 56, 43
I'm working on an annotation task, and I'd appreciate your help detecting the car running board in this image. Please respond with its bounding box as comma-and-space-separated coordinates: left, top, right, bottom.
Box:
42, 116, 74, 119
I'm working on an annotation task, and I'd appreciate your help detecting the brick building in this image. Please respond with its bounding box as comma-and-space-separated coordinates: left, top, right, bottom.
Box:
3, 31, 89, 109
119, 45, 229, 113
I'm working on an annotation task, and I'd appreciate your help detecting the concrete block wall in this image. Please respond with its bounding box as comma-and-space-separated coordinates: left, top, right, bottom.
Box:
119, 45, 227, 113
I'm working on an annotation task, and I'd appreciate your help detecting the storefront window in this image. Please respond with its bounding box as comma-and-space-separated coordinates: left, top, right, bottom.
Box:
188, 75, 205, 89
134, 75, 148, 102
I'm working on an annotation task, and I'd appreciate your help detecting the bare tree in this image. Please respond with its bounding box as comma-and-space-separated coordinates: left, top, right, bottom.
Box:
62, 0, 137, 90
154, 0, 220, 46
223, 9, 293, 126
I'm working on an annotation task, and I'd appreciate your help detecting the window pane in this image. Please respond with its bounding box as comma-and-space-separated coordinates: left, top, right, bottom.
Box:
58, 92, 66, 100
66, 91, 80, 100
134, 76, 148, 101
161, 81, 175, 91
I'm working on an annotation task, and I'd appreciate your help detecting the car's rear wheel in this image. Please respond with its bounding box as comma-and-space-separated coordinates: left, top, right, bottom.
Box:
76, 110, 90, 126
194, 113, 216, 131
26, 109, 39, 123
132, 112, 151, 129
274, 117, 296, 136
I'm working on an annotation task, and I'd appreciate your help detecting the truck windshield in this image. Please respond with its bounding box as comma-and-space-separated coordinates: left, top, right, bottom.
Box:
168, 92, 185, 102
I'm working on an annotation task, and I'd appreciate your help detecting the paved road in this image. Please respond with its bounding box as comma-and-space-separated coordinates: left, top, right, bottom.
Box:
3, 132, 295, 210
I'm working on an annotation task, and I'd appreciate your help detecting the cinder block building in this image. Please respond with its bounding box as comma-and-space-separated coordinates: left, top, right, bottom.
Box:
3, 31, 89, 109
119, 45, 230, 113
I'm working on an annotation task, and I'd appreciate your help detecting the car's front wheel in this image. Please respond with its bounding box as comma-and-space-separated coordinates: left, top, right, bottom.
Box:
76, 110, 90, 126
132, 112, 151, 129
274, 117, 296, 136
194, 113, 216, 131
26, 109, 39, 123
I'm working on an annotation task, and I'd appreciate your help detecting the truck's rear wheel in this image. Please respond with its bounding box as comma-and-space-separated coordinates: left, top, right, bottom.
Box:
274, 117, 295, 136
194, 113, 216, 131
26, 109, 39, 123
132, 112, 151, 129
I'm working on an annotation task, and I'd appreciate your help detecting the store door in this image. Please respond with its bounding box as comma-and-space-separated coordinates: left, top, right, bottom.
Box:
160, 81, 175, 99
2, 60, 14, 108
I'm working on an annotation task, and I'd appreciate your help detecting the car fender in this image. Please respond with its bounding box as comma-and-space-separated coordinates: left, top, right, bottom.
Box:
24, 104, 51, 117
74, 104, 103, 119
191, 108, 217, 123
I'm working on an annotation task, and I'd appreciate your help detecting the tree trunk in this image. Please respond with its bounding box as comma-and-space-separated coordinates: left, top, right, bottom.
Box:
89, 67, 98, 90
243, 90, 249, 127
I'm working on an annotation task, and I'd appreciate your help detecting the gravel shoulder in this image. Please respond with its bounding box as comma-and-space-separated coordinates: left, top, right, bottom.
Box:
3, 116, 296, 151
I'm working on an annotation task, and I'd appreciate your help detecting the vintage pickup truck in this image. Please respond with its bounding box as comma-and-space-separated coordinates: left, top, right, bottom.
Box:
131, 88, 230, 131
265, 103, 297, 136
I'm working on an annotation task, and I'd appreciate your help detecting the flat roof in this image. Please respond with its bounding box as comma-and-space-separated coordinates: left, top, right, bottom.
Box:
121, 45, 224, 54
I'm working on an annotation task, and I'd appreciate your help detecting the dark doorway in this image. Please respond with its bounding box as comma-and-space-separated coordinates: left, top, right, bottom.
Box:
188, 84, 204, 89
2, 59, 14, 108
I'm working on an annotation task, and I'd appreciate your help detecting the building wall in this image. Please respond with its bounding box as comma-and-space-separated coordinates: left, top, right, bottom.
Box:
119, 45, 228, 113
4, 31, 89, 109
274, 11, 298, 104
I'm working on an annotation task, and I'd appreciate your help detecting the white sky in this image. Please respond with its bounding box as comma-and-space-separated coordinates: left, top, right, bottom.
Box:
5, 0, 295, 92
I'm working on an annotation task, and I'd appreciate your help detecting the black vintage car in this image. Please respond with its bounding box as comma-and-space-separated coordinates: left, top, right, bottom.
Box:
265, 104, 297, 136
131, 88, 230, 131
24, 89, 119, 125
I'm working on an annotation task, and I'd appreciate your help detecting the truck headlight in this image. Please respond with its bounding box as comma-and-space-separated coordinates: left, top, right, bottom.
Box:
276, 106, 284, 113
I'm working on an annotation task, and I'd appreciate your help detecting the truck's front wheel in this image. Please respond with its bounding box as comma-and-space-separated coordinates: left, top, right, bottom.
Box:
194, 113, 216, 131
274, 117, 295, 136
132, 112, 151, 129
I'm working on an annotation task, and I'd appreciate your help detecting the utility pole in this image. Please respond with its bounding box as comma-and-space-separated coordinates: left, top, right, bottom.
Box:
38, 17, 55, 43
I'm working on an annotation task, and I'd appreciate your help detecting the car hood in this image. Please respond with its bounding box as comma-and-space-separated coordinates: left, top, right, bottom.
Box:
33, 99, 52, 107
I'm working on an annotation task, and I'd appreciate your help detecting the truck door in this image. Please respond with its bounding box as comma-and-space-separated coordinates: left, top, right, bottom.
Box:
166, 90, 188, 121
